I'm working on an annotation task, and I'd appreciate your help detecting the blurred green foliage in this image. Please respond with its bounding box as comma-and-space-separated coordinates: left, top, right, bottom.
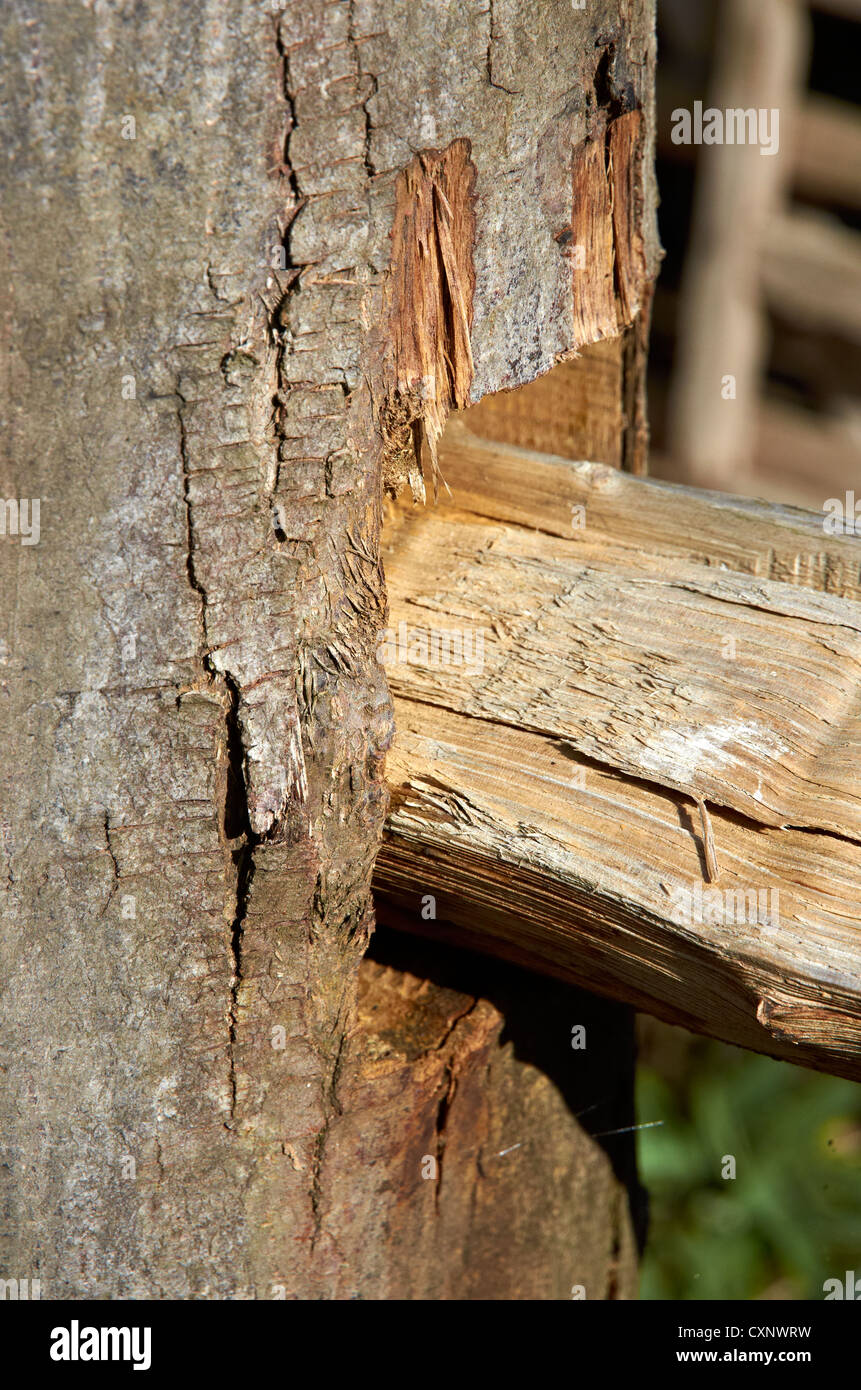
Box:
636, 1024, 861, 1300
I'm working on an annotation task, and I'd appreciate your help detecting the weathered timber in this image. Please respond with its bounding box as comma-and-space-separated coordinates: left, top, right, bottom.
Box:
761, 210, 861, 342
375, 423, 861, 1080
380, 441, 861, 837
461, 330, 654, 476
1, 0, 659, 1299
666, 0, 809, 490
335, 930, 643, 1299
432, 419, 861, 599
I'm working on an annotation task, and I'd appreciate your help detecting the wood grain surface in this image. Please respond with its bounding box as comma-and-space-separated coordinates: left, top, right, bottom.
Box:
376, 422, 861, 1079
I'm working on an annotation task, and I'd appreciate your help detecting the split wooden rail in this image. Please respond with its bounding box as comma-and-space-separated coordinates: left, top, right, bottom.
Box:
374, 420, 861, 1081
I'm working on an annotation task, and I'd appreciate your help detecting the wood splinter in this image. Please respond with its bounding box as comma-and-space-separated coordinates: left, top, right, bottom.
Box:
695, 794, 721, 883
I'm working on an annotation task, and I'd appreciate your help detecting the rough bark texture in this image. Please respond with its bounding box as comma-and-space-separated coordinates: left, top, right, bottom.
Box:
1, 0, 657, 1297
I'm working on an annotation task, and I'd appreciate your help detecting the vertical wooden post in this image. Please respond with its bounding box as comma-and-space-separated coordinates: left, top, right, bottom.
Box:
667, 0, 809, 489
0, 0, 658, 1297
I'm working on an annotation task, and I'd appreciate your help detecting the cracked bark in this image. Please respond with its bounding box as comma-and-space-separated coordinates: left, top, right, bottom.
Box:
1, 0, 657, 1297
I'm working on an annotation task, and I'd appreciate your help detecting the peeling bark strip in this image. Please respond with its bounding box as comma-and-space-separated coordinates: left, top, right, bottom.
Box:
381, 138, 477, 500
609, 111, 648, 326
569, 110, 647, 344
